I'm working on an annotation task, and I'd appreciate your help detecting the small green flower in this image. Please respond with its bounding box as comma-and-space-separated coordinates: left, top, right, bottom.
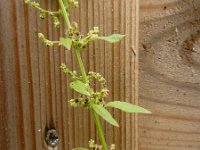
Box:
52, 16, 60, 28
73, 1, 79, 8
110, 144, 115, 150
89, 139, 97, 148
93, 27, 99, 34
24, 0, 30, 4
40, 10, 46, 19
38, 33, 54, 47
68, 0, 79, 8
38, 33, 45, 40
31, 2, 40, 8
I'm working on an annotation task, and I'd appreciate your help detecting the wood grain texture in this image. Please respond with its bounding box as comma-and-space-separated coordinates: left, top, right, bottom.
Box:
139, 0, 200, 150
0, 0, 139, 150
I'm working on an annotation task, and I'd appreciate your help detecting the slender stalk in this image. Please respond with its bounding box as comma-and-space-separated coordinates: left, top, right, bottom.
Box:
92, 110, 108, 150
63, 0, 67, 6
74, 49, 108, 150
58, 0, 72, 29
74, 49, 87, 83
58, 0, 108, 149
33, 6, 60, 15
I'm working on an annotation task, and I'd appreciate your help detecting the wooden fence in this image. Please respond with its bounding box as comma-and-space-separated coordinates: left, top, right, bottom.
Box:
139, 0, 200, 150
0, 0, 139, 149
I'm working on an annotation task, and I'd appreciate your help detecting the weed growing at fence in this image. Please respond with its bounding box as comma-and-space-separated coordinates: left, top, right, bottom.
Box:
25, 0, 151, 149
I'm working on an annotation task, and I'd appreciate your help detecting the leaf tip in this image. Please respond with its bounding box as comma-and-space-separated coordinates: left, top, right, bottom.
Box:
115, 123, 120, 127
145, 110, 152, 114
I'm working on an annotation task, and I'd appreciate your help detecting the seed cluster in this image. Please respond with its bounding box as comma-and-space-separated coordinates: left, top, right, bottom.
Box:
69, 88, 109, 108
60, 63, 78, 80
68, 0, 79, 8
88, 71, 106, 85
67, 25, 100, 50
25, 0, 61, 28
88, 139, 115, 150
24, 1, 101, 52
60, 63, 109, 108
38, 33, 55, 47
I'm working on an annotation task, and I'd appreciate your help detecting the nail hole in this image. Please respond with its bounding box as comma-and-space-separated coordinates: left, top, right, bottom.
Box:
45, 129, 59, 147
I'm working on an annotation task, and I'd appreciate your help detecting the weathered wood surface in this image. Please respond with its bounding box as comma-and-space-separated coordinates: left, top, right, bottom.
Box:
139, 0, 200, 150
0, 0, 139, 150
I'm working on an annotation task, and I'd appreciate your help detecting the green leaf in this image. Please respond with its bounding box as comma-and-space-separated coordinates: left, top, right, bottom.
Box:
96, 34, 125, 43
92, 104, 119, 127
72, 148, 89, 150
105, 101, 151, 114
70, 80, 90, 96
59, 37, 72, 50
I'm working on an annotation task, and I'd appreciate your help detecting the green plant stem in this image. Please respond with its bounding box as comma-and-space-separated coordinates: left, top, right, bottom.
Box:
74, 49, 87, 83
58, 0, 108, 149
29, 2, 60, 15
92, 109, 108, 150
74, 49, 108, 150
58, 0, 72, 29
63, 0, 67, 6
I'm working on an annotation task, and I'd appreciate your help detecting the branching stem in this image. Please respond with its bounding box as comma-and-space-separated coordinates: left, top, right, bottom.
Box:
58, 0, 72, 29
30, 2, 60, 15
58, 0, 108, 149
74, 48, 108, 150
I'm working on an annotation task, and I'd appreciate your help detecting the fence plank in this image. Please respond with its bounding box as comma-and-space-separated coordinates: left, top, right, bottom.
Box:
139, 0, 200, 150
0, 0, 139, 149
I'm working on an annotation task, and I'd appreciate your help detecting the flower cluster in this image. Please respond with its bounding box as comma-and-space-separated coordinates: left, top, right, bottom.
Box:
69, 96, 88, 108
68, 0, 79, 8
69, 86, 109, 108
24, 1, 101, 52
60, 63, 78, 80
88, 139, 115, 150
73, 71, 108, 107
38, 33, 54, 46
65, 25, 100, 50
60, 63, 108, 108
38, 33, 59, 47
24, 0, 61, 28
88, 71, 106, 85
52, 16, 61, 28
89, 139, 101, 149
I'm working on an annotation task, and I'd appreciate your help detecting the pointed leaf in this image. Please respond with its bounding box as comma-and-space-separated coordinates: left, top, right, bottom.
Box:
105, 101, 151, 114
59, 37, 72, 50
92, 104, 119, 127
70, 80, 90, 96
96, 34, 125, 43
72, 148, 89, 150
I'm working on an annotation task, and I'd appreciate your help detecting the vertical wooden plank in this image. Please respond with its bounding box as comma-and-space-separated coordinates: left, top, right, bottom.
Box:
0, 1, 25, 150
103, 0, 114, 146
16, 1, 36, 149
119, 0, 126, 148
132, 0, 140, 150
0, 1, 12, 149
93, 0, 105, 144
36, 0, 48, 148
112, 0, 121, 149
0, 0, 139, 150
